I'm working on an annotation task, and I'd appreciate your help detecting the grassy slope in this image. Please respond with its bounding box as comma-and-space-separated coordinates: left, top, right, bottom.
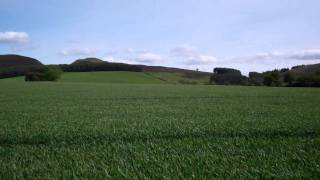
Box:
0, 79, 319, 178
147, 72, 210, 84
60, 71, 166, 84
59, 71, 210, 84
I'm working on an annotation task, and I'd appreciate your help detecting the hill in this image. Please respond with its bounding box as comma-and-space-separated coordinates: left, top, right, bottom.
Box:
0, 54, 43, 79
59, 58, 142, 72
71, 58, 105, 65
0, 54, 42, 67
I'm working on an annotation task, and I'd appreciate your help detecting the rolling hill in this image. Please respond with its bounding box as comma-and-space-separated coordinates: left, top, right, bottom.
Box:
0, 54, 42, 67
0, 54, 44, 79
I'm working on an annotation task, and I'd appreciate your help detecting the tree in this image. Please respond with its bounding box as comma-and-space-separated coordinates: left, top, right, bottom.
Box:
213, 68, 241, 75
283, 72, 294, 85
210, 67, 248, 85
249, 72, 264, 85
25, 65, 62, 81
263, 71, 282, 86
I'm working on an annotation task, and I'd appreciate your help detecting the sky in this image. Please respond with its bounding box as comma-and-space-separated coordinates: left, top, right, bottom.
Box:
1, 0, 320, 74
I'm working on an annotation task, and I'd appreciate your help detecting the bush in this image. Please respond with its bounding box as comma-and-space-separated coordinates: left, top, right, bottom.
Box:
283, 72, 295, 85
25, 65, 62, 82
210, 67, 248, 85
248, 72, 264, 86
263, 71, 282, 86
210, 73, 248, 85
0, 65, 43, 79
291, 75, 320, 87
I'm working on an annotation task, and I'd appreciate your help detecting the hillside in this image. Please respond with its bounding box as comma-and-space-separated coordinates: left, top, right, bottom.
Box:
0, 54, 42, 67
0, 54, 44, 79
60, 58, 142, 72
60, 72, 165, 84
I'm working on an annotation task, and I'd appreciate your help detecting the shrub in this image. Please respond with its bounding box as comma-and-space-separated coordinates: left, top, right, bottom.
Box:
263, 71, 282, 86
213, 68, 241, 75
25, 65, 62, 82
283, 72, 295, 85
248, 72, 264, 86
291, 75, 320, 87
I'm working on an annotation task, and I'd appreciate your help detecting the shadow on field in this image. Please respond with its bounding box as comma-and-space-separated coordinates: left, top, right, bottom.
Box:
0, 129, 318, 146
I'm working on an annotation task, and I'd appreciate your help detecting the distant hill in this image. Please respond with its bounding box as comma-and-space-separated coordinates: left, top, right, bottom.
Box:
60, 58, 142, 72
63, 59, 213, 84
137, 64, 210, 74
71, 58, 105, 65
0, 54, 42, 67
0, 55, 44, 79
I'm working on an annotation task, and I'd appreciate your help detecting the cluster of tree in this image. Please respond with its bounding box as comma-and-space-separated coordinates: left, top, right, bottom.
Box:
59, 59, 142, 72
0, 65, 44, 79
210, 68, 248, 85
250, 69, 320, 87
25, 65, 63, 81
210, 67, 320, 87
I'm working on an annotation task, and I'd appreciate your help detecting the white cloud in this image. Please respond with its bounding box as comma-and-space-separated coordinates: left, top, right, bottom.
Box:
102, 56, 138, 64
186, 55, 217, 65
289, 49, 320, 60
248, 49, 320, 61
171, 45, 218, 65
0, 31, 29, 44
171, 45, 198, 57
59, 48, 97, 56
134, 52, 162, 63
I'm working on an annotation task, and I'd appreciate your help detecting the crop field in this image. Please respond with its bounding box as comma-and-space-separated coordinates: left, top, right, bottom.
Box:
0, 78, 320, 179
60, 71, 166, 84
4, 71, 210, 85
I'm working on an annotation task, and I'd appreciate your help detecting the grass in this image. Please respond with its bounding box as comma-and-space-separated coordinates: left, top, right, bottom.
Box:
0, 78, 320, 179
59, 71, 166, 84
147, 71, 210, 84
2, 71, 211, 85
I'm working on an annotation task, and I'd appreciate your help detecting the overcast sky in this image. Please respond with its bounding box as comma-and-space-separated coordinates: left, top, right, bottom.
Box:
1, 0, 320, 74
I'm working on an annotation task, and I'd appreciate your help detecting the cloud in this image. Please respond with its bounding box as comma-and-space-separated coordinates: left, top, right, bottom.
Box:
134, 52, 162, 63
0, 31, 29, 44
102, 56, 138, 65
171, 45, 198, 57
171, 45, 218, 65
185, 55, 217, 65
103, 48, 163, 65
247, 49, 320, 62
59, 48, 97, 56
289, 49, 320, 60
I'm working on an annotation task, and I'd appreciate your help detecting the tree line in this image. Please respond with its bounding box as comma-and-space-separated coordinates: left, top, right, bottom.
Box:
59, 61, 142, 72
210, 67, 320, 87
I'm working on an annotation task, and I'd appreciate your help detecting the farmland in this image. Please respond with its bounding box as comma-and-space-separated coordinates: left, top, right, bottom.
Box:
0, 76, 320, 179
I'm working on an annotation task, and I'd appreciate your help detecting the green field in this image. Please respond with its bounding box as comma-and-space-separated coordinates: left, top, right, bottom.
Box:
60, 71, 166, 84
0, 76, 320, 179
3, 71, 211, 84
